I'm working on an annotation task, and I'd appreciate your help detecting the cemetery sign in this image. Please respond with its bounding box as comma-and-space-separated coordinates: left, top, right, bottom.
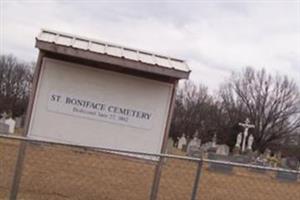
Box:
24, 29, 190, 155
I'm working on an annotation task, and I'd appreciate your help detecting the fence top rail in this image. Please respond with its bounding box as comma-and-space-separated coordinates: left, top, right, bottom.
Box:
0, 133, 201, 161
1, 133, 299, 174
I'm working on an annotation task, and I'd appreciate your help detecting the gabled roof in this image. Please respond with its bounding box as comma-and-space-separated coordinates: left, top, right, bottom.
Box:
35, 29, 190, 79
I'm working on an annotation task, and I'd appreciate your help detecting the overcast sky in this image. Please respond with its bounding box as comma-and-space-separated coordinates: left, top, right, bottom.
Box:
1, 0, 299, 91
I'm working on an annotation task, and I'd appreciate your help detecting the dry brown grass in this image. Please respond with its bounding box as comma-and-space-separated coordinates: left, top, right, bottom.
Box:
0, 138, 299, 200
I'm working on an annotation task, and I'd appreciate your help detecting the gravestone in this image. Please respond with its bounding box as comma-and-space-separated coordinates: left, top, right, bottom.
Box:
15, 116, 24, 129
247, 134, 254, 150
167, 138, 174, 153
207, 133, 218, 153
259, 148, 272, 167
0, 112, 7, 123
281, 158, 288, 168
177, 134, 187, 150
209, 162, 233, 174
251, 157, 267, 173
4, 117, 16, 134
264, 148, 271, 157
208, 153, 230, 161
280, 158, 296, 170
0, 123, 9, 134
285, 157, 299, 170
230, 154, 252, 164
276, 171, 299, 182
208, 143, 232, 174
208, 153, 233, 174
187, 135, 201, 157
200, 141, 213, 152
216, 144, 230, 156
233, 132, 242, 155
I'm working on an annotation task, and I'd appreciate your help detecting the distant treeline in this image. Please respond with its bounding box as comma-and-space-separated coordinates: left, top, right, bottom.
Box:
170, 68, 300, 153
0, 54, 34, 117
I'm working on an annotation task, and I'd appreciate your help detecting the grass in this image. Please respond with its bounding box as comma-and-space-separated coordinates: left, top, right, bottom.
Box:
0, 137, 299, 200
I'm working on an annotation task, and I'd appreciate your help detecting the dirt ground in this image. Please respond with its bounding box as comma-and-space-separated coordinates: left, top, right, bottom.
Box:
0, 137, 299, 200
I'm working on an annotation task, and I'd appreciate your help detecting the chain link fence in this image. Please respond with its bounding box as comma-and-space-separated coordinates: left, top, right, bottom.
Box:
0, 134, 300, 200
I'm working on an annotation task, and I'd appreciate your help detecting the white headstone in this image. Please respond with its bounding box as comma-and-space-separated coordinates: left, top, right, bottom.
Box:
5, 117, 16, 134
15, 116, 24, 128
216, 144, 230, 156
187, 135, 201, 156
212, 133, 217, 148
167, 138, 174, 153
264, 148, 271, 158
188, 137, 201, 149
0, 112, 7, 123
0, 122, 9, 134
200, 142, 213, 152
235, 132, 242, 148
247, 134, 254, 150
178, 134, 187, 150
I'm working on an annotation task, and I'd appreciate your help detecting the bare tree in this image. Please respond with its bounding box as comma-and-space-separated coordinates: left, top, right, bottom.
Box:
220, 67, 300, 152
170, 81, 221, 143
0, 54, 34, 117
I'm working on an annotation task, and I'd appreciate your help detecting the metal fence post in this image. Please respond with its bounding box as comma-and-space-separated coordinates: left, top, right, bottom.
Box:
191, 159, 203, 200
149, 156, 164, 200
9, 51, 44, 200
9, 141, 28, 200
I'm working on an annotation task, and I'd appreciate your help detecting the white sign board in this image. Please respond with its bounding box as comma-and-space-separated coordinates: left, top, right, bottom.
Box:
28, 58, 173, 154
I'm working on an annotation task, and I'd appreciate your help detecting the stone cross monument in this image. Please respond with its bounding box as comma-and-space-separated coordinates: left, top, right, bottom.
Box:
238, 118, 255, 153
